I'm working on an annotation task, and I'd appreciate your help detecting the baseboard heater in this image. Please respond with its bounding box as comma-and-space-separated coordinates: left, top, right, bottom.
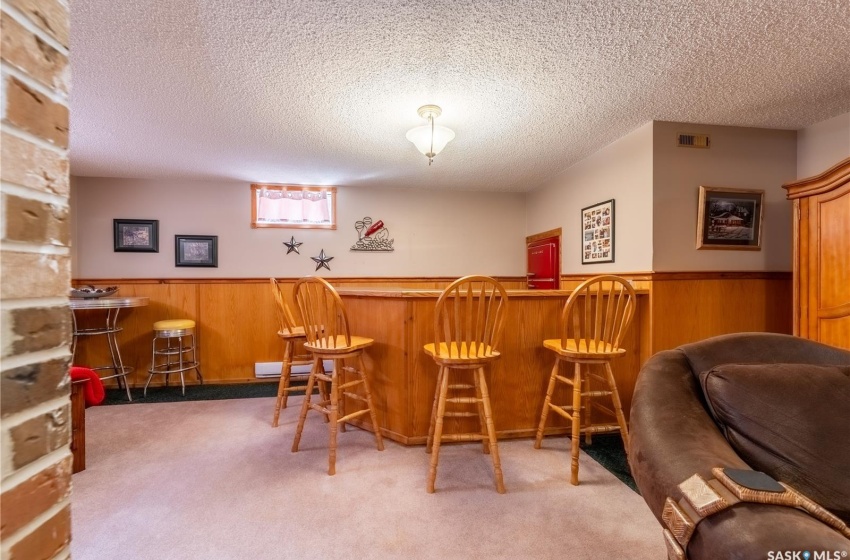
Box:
254, 360, 333, 379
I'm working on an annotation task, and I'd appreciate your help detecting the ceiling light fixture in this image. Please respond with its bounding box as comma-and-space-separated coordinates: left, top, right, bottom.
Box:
406, 105, 455, 165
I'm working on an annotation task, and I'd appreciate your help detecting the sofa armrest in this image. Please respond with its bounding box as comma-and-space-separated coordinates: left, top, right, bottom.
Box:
689, 506, 850, 559
630, 349, 850, 558
628, 349, 747, 519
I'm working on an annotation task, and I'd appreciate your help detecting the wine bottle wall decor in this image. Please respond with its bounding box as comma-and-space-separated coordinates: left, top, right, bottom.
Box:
351, 217, 394, 252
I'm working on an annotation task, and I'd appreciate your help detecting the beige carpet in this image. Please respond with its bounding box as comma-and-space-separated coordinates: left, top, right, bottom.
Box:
71, 397, 664, 559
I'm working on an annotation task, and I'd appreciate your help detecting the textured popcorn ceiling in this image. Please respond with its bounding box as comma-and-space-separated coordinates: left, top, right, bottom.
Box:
70, 0, 850, 192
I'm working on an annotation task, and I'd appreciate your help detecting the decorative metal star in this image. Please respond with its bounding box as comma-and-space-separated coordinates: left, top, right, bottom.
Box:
283, 236, 302, 255
311, 249, 334, 271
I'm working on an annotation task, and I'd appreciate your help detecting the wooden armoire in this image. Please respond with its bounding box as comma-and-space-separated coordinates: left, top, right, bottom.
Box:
783, 157, 850, 350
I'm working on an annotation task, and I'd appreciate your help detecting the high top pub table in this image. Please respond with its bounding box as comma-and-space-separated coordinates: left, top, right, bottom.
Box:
70, 296, 149, 401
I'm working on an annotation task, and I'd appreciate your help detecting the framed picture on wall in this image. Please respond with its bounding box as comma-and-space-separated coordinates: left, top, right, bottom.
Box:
175, 235, 218, 267
581, 199, 614, 264
250, 184, 337, 229
696, 186, 764, 250
113, 219, 159, 252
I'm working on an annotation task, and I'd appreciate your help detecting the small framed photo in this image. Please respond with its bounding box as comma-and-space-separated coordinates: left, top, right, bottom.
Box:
581, 199, 614, 264
175, 235, 218, 267
114, 219, 158, 252
697, 186, 764, 250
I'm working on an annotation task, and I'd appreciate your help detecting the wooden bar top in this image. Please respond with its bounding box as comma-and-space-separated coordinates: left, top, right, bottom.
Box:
336, 287, 648, 298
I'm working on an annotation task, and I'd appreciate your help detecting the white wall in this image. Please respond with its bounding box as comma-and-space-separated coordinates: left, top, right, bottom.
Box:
652, 121, 797, 272
525, 122, 654, 274
72, 117, 817, 280
71, 177, 527, 278
796, 111, 850, 179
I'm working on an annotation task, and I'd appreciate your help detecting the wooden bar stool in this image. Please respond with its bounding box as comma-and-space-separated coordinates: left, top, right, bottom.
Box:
290, 276, 384, 475
534, 275, 636, 485
144, 319, 203, 397
423, 275, 509, 494
269, 278, 315, 427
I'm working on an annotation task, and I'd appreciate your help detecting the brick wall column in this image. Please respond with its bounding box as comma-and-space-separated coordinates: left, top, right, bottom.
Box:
0, 1, 72, 559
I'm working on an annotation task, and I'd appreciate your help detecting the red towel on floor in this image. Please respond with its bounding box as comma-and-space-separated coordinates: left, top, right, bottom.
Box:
70, 366, 105, 407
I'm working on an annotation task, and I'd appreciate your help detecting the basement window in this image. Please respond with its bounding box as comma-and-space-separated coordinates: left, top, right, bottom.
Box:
250, 184, 336, 229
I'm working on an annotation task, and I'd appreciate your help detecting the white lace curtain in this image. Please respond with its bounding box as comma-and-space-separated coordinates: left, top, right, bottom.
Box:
256, 189, 332, 224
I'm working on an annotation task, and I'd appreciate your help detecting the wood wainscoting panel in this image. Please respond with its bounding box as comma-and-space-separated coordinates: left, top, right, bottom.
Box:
198, 282, 281, 382
71, 281, 198, 388
71, 277, 525, 390
72, 274, 789, 401
649, 275, 792, 354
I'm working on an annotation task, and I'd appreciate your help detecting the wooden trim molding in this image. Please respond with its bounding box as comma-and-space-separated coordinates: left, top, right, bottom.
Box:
783, 156, 850, 199
560, 271, 791, 282
525, 227, 562, 244
561, 272, 653, 281
647, 271, 792, 281
250, 184, 337, 229
76, 272, 791, 286
73, 276, 529, 285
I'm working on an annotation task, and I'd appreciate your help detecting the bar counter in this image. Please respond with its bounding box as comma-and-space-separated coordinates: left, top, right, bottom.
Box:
336, 287, 648, 445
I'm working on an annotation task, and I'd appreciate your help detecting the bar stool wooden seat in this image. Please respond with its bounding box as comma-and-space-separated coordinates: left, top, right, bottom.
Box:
534, 275, 637, 485
424, 275, 509, 494
269, 278, 315, 427
290, 276, 384, 475
144, 319, 203, 397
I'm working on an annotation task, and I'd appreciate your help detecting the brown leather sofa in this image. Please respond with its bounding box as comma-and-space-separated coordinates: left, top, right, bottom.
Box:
629, 332, 850, 559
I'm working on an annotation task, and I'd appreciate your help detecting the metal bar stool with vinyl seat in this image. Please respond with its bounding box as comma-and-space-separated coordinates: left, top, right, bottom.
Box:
269, 278, 316, 427
290, 276, 384, 475
424, 275, 509, 494
144, 319, 203, 397
533, 275, 637, 485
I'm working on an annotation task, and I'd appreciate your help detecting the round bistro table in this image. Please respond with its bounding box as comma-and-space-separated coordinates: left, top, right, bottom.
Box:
70, 296, 149, 401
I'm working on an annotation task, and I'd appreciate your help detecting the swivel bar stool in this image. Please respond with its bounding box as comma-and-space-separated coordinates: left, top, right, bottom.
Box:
290, 276, 384, 475
534, 275, 636, 485
269, 278, 315, 426
144, 319, 203, 397
424, 275, 509, 494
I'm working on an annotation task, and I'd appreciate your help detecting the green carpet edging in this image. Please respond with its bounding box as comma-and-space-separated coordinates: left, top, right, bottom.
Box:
102, 383, 638, 492
101, 381, 284, 405
580, 435, 638, 493
102, 382, 281, 405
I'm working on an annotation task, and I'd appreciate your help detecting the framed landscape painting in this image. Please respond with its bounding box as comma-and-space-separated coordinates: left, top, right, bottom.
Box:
175, 235, 218, 267
697, 186, 764, 250
581, 199, 614, 264
114, 219, 158, 252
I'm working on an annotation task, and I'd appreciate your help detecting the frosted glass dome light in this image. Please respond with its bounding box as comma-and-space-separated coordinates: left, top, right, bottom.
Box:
406, 105, 455, 165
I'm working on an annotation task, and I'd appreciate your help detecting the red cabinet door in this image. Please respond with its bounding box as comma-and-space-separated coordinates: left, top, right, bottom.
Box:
527, 236, 560, 289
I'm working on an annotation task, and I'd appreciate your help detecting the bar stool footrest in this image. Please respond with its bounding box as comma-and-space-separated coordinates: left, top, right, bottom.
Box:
91, 365, 134, 378
153, 346, 196, 356
149, 362, 200, 374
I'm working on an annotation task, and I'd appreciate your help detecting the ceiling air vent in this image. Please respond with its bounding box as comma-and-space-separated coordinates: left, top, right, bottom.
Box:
677, 133, 710, 148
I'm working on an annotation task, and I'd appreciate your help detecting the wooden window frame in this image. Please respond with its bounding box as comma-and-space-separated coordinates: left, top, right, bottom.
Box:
250, 184, 337, 229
